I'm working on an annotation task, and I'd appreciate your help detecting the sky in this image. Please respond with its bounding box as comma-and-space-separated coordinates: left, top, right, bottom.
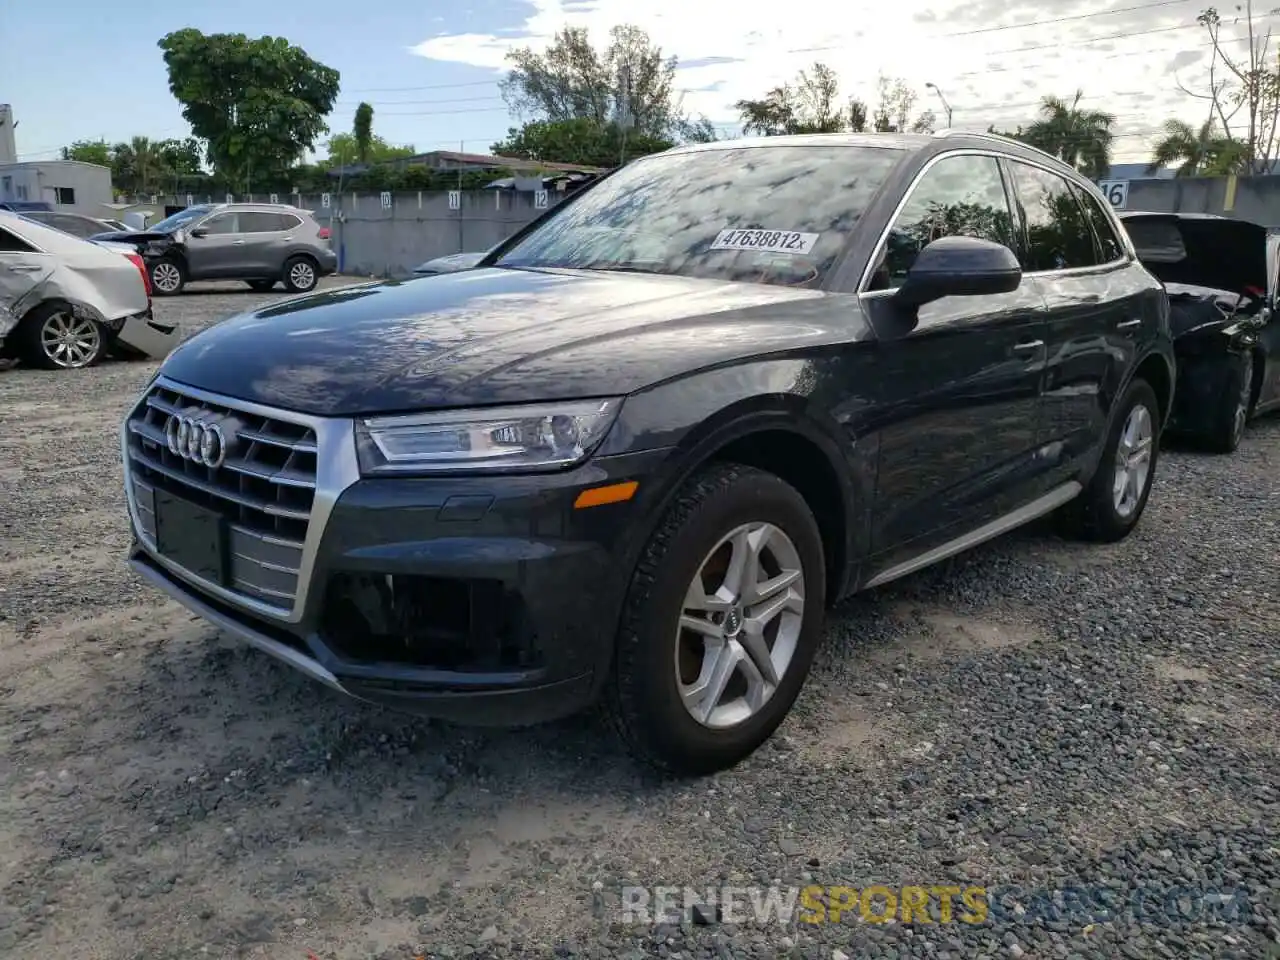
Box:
1, 0, 1274, 167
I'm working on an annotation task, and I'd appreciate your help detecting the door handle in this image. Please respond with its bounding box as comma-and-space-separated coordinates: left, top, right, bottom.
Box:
1116, 318, 1141, 330
8, 263, 43, 272
1013, 340, 1044, 352
231, 240, 246, 245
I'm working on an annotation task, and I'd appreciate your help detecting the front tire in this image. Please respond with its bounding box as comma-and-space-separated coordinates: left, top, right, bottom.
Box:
18, 302, 107, 370
603, 463, 826, 776
1057, 377, 1160, 543
150, 258, 185, 296
282, 256, 319, 293
1204, 352, 1254, 454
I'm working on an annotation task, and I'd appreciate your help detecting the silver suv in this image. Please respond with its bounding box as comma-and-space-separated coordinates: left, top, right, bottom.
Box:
92, 203, 339, 296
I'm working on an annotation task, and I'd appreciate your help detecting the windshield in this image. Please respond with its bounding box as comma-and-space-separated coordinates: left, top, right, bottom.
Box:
495, 145, 903, 288
148, 206, 212, 233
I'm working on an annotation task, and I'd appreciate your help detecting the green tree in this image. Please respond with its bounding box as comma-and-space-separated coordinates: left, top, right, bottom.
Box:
735, 65, 935, 136
1148, 118, 1245, 176
353, 102, 374, 163
111, 136, 166, 194
324, 132, 415, 167
500, 24, 710, 142
491, 117, 672, 167
1021, 90, 1115, 179
60, 139, 111, 166
158, 29, 340, 191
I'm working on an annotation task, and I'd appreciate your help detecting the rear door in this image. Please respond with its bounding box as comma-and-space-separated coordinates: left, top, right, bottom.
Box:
1004, 160, 1148, 489
859, 152, 1051, 571
237, 211, 293, 276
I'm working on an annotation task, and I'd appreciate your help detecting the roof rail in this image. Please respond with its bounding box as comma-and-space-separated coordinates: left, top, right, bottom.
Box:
930, 129, 1064, 162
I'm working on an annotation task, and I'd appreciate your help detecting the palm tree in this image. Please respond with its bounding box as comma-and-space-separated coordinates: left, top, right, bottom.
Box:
1023, 90, 1115, 180
1148, 118, 1245, 176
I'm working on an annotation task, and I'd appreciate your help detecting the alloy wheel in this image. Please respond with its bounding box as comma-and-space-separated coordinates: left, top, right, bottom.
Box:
39, 312, 101, 368
289, 261, 316, 290
152, 262, 182, 293
676, 521, 806, 729
1112, 403, 1154, 519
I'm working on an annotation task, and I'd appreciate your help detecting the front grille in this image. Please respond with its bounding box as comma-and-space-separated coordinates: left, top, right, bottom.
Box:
124, 382, 318, 612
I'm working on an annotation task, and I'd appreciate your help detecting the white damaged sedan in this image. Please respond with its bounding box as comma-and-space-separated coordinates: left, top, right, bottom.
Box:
0, 211, 179, 370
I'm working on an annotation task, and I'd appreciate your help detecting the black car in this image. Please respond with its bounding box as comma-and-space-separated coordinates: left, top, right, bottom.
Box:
1119, 211, 1280, 452
120, 132, 1175, 775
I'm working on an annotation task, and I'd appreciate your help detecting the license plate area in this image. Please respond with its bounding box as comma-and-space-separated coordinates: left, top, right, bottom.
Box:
154, 490, 227, 584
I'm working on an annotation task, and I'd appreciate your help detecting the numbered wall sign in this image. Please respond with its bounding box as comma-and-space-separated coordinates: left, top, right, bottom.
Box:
269, 193, 279, 204
1097, 180, 1129, 210
321, 193, 331, 209
534, 190, 549, 209
380, 191, 392, 209
185, 194, 193, 207
149, 194, 157, 204
225, 193, 234, 204
448, 190, 461, 210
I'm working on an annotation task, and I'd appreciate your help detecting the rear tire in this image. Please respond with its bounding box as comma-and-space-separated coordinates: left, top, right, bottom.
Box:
150, 258, 185, 296
282, 256, 319, 293
1057, 378, 1160, 543
1204, 352, 1253, 454
17, 302, 107, 370
603, 463, 826, 776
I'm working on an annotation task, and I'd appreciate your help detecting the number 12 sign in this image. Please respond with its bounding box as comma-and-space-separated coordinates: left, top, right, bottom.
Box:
1097, 180, 1129, 210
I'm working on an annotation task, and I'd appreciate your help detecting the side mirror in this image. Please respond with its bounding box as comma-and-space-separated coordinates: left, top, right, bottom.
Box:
894, 236, 1022, 312
188, 227, 208, 239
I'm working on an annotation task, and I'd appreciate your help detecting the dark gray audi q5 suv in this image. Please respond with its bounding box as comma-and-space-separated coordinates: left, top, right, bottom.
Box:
121, 131, 1175, 774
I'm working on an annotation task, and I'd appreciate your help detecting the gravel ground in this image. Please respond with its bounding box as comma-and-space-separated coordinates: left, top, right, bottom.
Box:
0, 279, 1277, 960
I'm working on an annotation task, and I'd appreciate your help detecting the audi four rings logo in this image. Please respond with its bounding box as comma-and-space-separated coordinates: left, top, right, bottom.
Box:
166, 413, 231, 468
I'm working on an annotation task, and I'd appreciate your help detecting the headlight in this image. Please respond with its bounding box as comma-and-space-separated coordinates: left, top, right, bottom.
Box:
355, 399, 622, 476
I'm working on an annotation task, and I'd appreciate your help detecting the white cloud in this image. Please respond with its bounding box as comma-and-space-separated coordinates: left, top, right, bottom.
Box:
411, 0, 1263, 162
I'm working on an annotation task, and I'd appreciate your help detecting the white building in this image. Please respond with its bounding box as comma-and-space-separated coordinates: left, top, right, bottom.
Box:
0, 159, 113, 215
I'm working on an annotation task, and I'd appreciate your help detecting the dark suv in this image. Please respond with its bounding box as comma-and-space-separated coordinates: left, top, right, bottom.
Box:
121, 132, 1174, 775
92, 202, 337, 296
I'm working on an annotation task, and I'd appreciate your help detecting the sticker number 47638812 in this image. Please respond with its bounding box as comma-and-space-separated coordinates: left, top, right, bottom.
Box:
710, 229, 820, 255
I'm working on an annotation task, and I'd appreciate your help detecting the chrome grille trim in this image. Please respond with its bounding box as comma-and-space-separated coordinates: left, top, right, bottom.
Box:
121, 376, 360, 624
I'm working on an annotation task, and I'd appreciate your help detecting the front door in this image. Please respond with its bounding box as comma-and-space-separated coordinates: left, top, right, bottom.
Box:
185, 212, 247, 279
0, 224, 51, 336
859, 152, 1050, 571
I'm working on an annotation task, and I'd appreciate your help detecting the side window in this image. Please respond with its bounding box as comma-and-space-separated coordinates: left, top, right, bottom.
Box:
278, 214, 302, 232
1008, 162, 1098, 272
1071, 184, 1125, 264
54, 187, 76, 205
868, 155, 1015, 291
55, 215, 98, 238
201, 213, 239, 234
0, 226, 37, 253
240, 212, 286, 233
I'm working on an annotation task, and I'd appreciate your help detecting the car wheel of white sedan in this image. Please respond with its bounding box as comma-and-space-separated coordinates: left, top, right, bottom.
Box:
18, 302, 108, 370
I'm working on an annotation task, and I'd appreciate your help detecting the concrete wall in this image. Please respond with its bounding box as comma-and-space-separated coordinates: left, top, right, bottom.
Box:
112, 188, 565, 277
1122, 175, 1280, 227
316, 189, 562, 277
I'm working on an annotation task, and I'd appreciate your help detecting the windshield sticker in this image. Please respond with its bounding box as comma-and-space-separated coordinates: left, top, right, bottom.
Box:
710, 229, 820, 256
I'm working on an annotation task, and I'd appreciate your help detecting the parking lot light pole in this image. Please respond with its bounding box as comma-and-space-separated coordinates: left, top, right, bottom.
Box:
925, 82, 953, 129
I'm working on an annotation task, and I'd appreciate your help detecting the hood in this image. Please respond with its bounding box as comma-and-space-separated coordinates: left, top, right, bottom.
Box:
158, 267, 852, 417
413, 251, 488, 275
1119, 212, 1270, 297
88, 229, 170, 245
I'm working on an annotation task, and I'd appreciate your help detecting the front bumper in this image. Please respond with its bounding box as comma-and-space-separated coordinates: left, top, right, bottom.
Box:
126, 419, 668, 725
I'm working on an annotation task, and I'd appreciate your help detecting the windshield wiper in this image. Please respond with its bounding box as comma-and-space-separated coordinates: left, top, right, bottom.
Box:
575, 262, 668, 276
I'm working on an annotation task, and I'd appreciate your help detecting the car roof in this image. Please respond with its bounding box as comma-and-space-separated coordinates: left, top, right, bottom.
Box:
204, 202, 313, 214
656, 129, 1086, 181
